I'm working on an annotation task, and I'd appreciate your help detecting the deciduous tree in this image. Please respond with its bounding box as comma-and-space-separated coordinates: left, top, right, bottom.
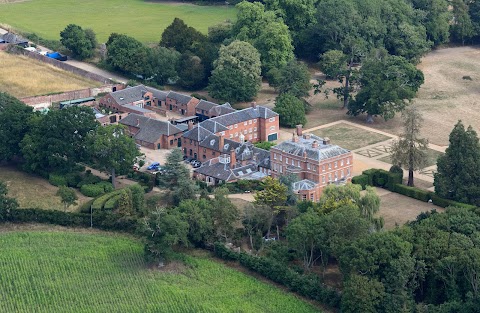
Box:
390, 106, 429, 187
60, 24, 96, 59
208, 40, 261, 102
254, 177, 288, 238
273, 93, 306, 128
56, 186, 78, 212
90, 124, 140, 189
348, 53, 424, 123
269, 59, 311, 98
0, 92, 34, 162
0, 181, 18, 214
160, 18, 207, 54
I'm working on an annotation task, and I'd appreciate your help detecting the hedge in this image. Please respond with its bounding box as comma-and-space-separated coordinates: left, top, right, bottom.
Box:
213, 243, 341, 309
104, 194, 121, 210
78, 199, 95, 213
352, 168, 477, 209
351, 174, 368, 190
0, 207, 139, 234
80, 182, 114, 197
91, 190, 122, 211
393, 184, 431, 202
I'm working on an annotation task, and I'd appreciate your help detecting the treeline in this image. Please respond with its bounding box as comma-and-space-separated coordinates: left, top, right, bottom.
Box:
60, 0, 480, 122
0, 92, 140, 189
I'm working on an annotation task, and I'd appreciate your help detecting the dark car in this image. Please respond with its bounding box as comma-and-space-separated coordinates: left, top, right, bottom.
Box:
147, 162, 160, 170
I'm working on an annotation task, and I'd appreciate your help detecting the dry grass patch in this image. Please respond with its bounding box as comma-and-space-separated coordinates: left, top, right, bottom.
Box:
378, 148, 444, 168
0, 166, 91, 211
0, 51, 101, 98
305, 47, 480, 146
376, 189, 443, 229
308, 123, 392, 151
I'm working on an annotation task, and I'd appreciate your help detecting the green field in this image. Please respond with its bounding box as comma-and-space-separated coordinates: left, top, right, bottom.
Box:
0, 0, 236, 44
0, 231, 319, 313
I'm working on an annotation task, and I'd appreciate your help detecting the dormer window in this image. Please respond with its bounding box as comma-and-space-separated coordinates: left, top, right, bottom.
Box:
210, 139, 215, 146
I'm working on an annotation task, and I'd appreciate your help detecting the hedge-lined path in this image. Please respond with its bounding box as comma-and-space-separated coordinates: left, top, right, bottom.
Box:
303, 120, 447, 188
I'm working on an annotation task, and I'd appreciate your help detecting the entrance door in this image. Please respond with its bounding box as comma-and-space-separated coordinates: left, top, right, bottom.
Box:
157, 143, 161, 149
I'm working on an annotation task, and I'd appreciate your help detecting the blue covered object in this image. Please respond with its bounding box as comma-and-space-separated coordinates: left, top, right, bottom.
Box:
46, 52, 67, 61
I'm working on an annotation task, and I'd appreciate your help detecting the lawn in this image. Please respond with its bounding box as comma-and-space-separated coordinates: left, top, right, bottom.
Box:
374, 188, 443, 229
378, 148, 444, 168
0, 166, 90, 211
308, 123, 392, 151
0, 51, 101, 98
0, 230, 319, 313
0, 0, 237, 44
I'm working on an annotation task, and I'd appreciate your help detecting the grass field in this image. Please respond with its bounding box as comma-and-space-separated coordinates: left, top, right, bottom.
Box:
0, 51, 101, 97
0, 0, 236, 44
378, 148, 444, 168
0, 230, 319, 313
308, 123, 392, 151
0, 166, 90, 211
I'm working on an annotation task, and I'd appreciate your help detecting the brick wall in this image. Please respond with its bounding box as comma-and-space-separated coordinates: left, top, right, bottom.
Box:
10, 47, 116, 84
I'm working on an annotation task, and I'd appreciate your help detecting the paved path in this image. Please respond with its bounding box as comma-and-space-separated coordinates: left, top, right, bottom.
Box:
0, 27, 127, 84
303, 120, 447, 186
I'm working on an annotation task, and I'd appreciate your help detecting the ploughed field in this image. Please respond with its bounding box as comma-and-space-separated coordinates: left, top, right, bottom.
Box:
0, 230, 319, 313
0, 0, 236, 44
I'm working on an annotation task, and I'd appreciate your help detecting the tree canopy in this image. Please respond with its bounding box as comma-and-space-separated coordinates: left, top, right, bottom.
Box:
208, 40, 262, 102
60, 24, 97, 60
347, 53, 424, 122
273, 92, 307, 128
434, 121, 480, 206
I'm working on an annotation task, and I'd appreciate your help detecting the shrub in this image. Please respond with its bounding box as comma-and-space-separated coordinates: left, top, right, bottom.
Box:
77, 173, 102, 188
48, 174, 67, 187
430, 194, 477, 209
91, 190, 121, 211
361, 169, 402, 191
78, 199, 94, 213
351, 175, 368, 190
97, 181, 114, 193
393, 184, 431, 202
64, 172, 83, 188
80, 184, 106, 197
213, 243, 341, 308
104, 194, 121, 210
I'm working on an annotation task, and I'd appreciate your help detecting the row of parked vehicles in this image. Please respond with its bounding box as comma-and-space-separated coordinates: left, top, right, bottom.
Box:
183, 156, 201, 168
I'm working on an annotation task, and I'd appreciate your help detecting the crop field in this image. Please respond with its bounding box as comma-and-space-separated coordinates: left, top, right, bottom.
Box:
0, 0, 236, 44
0, 51, 101, 98
0, 231, 319, 313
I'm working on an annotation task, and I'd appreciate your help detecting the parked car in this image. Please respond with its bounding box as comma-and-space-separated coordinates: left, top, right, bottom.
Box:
147, 162, 160, 170
192, 161, 201, 168
133, 163, 140, 170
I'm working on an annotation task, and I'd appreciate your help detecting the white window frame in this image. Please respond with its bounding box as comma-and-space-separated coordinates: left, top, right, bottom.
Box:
347, 158, 350, 165
234, 124, 238, 128
285, 157, 289, 164
274, 153, 277, 160
307, 163, 311, 170
249, 120, 252, 125
269, 117, 275, 122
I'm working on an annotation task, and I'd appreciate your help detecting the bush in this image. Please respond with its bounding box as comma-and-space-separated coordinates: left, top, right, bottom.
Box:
104, 194, 121, 210
91, 190, 121, 210
361, 169, 402, 191
77, 173, 102, 188
213, 243, 341, 308
78, 199, 95, 213
393, 184, 431, 202
80, 184, 106, 197
64, 172, 83, 188
351, 175, 368, 190
48, 174, 67, 187
430, 194, 477, 209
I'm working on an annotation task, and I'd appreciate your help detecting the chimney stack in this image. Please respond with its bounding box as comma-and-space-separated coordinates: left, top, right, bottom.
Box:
312, 140, 319, 149
219, 135, 224, 151
230, 148, 236, 169
292, 132, 299, 143
187, 120, 194, 130
323, 137, 331, 145
251, 101, 257, 109
296, 124, 303, 136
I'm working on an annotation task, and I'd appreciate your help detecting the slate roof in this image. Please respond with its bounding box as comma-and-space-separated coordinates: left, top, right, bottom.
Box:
272, 134, 350, 161
199, 136, 241, 153
119, 113, 183, 143
209, 103, 236, 116
145, 86, 168, 101
182, 125, 214, 141
2, 33, 28, 44
293, 179, 317, 191
110, 85, 148, 106
200, 119, 229, 133
194, 162, 234, 181
196, 100, 218, 111
167, 91, 192, 104
207, 106, 278, 128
